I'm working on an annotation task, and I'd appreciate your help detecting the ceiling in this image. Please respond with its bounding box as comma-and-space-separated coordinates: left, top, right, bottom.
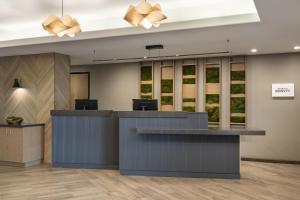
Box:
0, 0, 258, 43
0, 0, 300, 65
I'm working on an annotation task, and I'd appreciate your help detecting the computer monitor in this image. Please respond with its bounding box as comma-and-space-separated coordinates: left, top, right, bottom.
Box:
75, 99, 98, 110
132, 99, 158, 111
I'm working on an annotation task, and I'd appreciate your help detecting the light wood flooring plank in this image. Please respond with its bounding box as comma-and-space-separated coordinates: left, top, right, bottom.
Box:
0, 161, 299, 200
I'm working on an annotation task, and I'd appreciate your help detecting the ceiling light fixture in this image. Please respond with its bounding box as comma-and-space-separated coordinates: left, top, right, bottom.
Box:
294, 46, 300, 50
251, 48, 257, 53
93, 51, 230, 63
42, 0, 81, 37
124, 0, 167, 29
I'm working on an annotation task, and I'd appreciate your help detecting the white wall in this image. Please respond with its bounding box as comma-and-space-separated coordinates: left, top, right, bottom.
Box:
72, 62, 140, 111
72, 53, 300, 161
241, 53, 300, 161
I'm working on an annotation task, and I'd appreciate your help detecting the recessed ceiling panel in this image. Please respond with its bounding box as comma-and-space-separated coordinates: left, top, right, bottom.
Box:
0, 0, 259, 45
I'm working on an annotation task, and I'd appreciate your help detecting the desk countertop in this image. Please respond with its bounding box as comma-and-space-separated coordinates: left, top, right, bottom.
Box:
135, 128, 265, 136
117, 111, 196, 118
0, 123, 44, 128
51, 110, 114, 117
51, 110, 206, 118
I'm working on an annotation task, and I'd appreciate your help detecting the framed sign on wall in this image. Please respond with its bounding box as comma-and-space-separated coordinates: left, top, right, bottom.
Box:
272, 83, 295, 98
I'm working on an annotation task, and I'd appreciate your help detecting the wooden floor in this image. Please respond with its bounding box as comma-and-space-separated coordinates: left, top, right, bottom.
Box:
0, 161, 299, 200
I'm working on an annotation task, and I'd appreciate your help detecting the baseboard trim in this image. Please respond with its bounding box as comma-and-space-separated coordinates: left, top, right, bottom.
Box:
120, 169, 240, 179
241, 157, 300, 165
0, 159, 42, 167
52, 162, 119, 169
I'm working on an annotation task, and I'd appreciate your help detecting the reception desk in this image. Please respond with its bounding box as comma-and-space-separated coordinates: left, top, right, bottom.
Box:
51, 110, 265, 179
51, 110, 118, 168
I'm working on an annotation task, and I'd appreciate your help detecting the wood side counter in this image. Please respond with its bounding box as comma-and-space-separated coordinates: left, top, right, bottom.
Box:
0, 124, 44, 167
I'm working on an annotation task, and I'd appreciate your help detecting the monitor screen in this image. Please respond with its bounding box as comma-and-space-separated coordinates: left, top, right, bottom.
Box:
75, 99, 98, 110
132, 99, 158, 111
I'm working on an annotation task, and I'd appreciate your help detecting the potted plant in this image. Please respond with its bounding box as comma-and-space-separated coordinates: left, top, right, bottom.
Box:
6, 116, 24, 125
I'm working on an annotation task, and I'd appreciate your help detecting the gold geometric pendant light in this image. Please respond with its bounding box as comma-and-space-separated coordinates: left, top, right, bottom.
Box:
42, 0, 81, 37
124, 0, 167, 29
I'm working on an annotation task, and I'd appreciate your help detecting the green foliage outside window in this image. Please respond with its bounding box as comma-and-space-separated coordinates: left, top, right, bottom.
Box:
141, 95, 152, 99
206, 94, 219, 104
231, 84, 245, 94
141, 66, 152, 81
161, 80, 173, 93
183, 98, 196, 102
206, 106, 220, 122
183, 106, 196, 112
182, 65, 196, 76
141, 84, 152, 93
231, 71, 245, 81
231, 116, 245, 123
161, 96, 173, 105
183, 78, 195, 84
206, 68, 220, 83
231, 97, 245, 113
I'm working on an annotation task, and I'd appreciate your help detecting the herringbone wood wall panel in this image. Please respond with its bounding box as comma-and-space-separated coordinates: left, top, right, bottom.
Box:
54, 54, 70, 110
0, 53, 70, 163
44, 53, 70, 163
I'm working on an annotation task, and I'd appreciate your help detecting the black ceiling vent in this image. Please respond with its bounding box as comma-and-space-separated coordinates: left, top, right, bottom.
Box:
145, 44, 164, 50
